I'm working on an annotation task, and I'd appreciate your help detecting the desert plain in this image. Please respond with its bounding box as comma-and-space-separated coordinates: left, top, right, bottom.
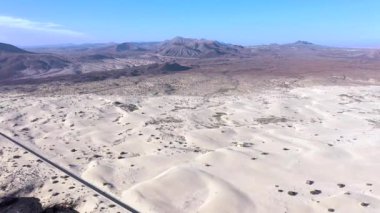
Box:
1, 39, 380, 212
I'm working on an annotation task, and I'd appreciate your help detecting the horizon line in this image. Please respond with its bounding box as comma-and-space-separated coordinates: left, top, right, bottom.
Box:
2, 36, 380, 50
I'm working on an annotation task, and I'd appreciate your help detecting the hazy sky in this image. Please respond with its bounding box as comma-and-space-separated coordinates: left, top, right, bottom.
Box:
1, 0, 380, 47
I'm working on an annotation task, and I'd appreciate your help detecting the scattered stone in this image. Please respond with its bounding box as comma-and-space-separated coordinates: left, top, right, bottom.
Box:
361, 202, 370, 207
310, 190, 322, 195
288, 191, 298, 196
337, 183, 345, 188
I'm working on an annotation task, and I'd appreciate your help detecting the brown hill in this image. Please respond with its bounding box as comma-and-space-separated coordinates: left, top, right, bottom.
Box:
0, 43, 70, 79
0, 43, 31, 54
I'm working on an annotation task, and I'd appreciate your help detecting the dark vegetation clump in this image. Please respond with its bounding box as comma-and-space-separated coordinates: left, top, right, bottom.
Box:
0, 197, 78, 213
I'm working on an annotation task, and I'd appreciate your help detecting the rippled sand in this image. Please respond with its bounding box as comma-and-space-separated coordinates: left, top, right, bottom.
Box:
1, 85, 379, 212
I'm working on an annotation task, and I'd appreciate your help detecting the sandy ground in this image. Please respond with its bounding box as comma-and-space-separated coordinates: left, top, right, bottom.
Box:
79, 58, 155, 74
1, 84, 380, 212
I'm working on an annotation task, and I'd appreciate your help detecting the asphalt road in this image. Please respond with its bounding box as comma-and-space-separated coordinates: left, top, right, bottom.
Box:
0, 132, 139, 213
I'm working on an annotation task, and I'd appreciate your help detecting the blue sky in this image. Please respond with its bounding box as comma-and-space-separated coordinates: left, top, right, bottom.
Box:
1, 0, 380, 47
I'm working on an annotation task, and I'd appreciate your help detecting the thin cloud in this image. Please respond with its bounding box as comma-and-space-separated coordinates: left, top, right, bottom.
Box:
0, 15, 85, 37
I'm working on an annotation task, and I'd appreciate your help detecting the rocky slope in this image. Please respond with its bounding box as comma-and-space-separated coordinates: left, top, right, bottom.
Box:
0, 43, 70, 79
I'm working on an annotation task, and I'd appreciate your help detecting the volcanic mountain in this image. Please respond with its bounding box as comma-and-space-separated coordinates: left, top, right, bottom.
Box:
156, 37, 245, 58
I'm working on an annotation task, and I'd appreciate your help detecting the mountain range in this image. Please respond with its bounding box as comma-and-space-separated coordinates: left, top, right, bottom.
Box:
1, 37, 380, 82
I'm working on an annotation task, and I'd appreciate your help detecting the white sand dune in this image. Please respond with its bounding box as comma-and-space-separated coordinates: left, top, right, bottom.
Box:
1, 85, 379, 212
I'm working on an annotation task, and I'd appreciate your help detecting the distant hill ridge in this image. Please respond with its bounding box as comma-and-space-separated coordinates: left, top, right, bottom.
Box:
2, 37, 380, 82
0, 43, 31, 54
293, 40, 314, 45
116, 42, 159, 52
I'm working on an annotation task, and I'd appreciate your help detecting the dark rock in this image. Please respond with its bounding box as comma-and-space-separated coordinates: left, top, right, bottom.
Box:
310, 189, 322, 195
0, 197, 43, 213
337, 183, 345, 188
361, 202, 370, 207
0, 197, 76, 213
